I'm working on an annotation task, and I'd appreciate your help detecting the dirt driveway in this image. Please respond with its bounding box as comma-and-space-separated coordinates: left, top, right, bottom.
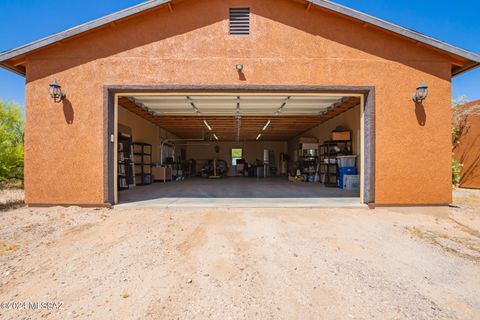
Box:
0, 192, 479, 319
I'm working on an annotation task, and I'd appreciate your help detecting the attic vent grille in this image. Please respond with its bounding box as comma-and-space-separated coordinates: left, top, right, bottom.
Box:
229, 8, 250, 35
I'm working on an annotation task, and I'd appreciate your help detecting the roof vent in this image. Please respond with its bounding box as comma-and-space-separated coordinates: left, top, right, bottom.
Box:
229, 8, 250, 35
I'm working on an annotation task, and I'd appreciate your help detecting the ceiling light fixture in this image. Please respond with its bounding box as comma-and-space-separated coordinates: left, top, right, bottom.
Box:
235, 97, 242, 142
203, 120, 212, 131
187, 96, 201, 114
256, 133, 262, 141
235, 114, 241, 142
262, 120, 271, 131
213, 133, 219, 140
276, 96, 291, 114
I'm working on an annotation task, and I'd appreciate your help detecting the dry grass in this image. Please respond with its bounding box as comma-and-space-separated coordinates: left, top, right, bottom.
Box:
407, 226, 480, 263
407, 226, 425, 239
0, 241, 19, 256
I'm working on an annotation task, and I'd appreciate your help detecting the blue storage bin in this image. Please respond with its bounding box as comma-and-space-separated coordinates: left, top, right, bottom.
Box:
338, 167, 356, 188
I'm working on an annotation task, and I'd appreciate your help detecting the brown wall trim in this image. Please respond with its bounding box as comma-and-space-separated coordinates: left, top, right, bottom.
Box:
104, 87, 116, 204
28, 203, 113, 208
363, 87, 375, 204
104, 84, 376, 205
373, 204, 450, 207
105, 84, 375, 94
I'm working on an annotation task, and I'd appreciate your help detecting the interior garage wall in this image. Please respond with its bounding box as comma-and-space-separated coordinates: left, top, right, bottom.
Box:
288, 105, 361, 170
186, 141, 287, 176
118, 106, 178, 162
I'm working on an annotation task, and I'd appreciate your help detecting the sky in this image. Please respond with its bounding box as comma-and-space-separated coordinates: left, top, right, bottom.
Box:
0, 0, 478, 110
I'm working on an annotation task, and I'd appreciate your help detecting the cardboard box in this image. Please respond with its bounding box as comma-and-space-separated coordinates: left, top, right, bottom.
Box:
301, 143, 319, 150
331, 131, 351, 141
299, 137, 318, 144
152, 166, 172, 181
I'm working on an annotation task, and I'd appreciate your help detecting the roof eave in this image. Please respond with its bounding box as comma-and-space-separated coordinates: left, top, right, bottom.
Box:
0, 0, 172, 64
0, 62, 25, 77
307, 0, 480, 64
452, 62, 480, 77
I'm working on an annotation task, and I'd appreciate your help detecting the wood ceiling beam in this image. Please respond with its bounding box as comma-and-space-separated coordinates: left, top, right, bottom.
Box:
118, 96, 360, 141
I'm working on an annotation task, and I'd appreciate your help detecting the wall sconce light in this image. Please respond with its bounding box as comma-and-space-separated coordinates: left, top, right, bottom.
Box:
236, 64, 244, 72
49, 80, 66, 103
412, 81, 428, 103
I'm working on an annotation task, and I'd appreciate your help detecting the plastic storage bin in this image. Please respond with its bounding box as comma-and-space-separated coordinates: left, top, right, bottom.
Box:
338, 167, 356, 188
343, 174, 360, 190
337, 155, 357, 168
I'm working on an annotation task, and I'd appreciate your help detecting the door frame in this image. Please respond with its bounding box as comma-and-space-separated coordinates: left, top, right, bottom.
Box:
104, 85, 375, 205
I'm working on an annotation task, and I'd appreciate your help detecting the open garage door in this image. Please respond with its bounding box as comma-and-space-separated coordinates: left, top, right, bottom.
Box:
105, 86, 374, 207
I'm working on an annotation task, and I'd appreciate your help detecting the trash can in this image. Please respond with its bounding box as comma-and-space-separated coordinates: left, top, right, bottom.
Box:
337, 156, 357, 188
337, 155, 357, 168
338, 167, 356, 188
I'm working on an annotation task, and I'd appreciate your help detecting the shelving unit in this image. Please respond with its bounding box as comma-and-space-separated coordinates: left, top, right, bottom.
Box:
133, 142, 152, 186
297, 144, 319, 183
299, 155, 318, 182
319, 139, 353, 187
118, 133, 134, 191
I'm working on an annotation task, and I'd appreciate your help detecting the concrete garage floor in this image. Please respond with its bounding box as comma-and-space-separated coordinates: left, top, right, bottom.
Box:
117, 177, 361, 208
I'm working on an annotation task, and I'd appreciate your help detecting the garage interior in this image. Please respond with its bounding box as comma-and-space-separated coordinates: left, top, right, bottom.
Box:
115, 93, 362, 204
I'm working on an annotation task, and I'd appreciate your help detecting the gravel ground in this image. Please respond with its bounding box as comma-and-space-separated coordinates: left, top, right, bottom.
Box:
0, 188, 24, 211
0, 190, 478, 319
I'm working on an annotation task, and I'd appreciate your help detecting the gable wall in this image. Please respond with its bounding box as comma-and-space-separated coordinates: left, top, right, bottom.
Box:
23, 0, 452, 205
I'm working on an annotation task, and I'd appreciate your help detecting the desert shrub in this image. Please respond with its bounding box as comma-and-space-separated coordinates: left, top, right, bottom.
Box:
452, 157, 463, 187
0, 100, 24, 184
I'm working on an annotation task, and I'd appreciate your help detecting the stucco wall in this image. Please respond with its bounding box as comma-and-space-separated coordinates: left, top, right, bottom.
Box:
24, 0, 453, 205
453, 114, 480, 189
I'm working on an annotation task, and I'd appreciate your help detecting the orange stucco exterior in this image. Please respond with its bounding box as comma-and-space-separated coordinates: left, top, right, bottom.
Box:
22, 0, 453, 205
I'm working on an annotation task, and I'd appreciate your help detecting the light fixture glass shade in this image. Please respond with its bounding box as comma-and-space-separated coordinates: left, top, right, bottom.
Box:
49, 80, 65, 103
413, 81, 428, 103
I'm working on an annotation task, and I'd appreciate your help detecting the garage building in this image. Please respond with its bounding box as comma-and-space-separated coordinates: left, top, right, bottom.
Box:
0, 0, 479, 206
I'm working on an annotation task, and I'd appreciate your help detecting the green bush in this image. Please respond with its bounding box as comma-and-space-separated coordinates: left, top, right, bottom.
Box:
452, 157, 463, 187
452, 126, 462, 146
0, 100, 24, 183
